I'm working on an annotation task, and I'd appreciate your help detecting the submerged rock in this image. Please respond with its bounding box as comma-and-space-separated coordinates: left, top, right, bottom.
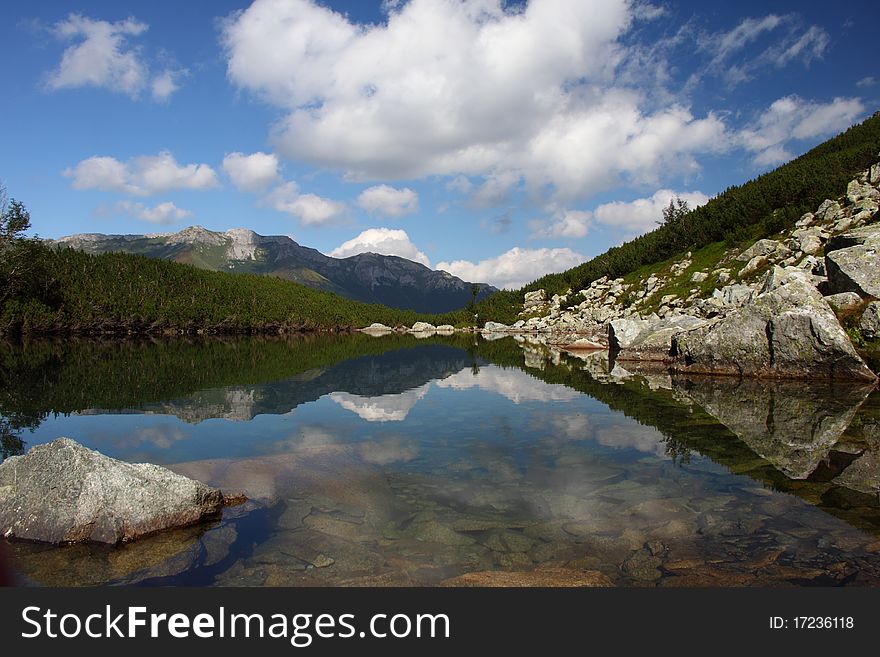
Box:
671, 267, 876, 381
0, 438, 225, 544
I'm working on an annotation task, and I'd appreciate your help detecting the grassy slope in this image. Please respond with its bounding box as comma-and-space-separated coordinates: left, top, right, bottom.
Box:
472, 111, 880, 324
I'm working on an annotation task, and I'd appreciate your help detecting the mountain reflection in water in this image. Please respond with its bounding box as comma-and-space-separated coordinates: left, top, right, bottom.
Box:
1, 334, 879, 587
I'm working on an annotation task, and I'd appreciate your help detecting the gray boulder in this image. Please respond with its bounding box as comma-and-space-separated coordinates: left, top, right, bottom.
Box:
736, 239, 787, 262
608, 317, 651, 350
824, 225, 880, 298
671, 267, 876, 381
483, 321, 511, 332
410, 321, 437, 332
824, 292, 864, 312
615, 315, 710, 362
0, 438, 225, 544
861, 301, 880, 339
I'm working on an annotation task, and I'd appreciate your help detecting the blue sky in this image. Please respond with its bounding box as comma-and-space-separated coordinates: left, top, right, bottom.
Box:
1, 0, 877, 288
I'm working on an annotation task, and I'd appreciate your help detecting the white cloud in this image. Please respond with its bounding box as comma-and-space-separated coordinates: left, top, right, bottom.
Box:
592, 189, 710, 233
265, 182, 347, 226
856, 76, 876, 88
221, 0, 725, 201
47, 14, 149, 96
46, 14, 185, 102
740, 96, 866, 167
151, 68, 185, 102
112, 200, 192, 224
356, 184, 419, 217
329, 227, 430, 266
436, 246, 584, 290
697, 15, 829, 87
530, 210, 591, 239
63, 151, 219, 196
223, 151, 281, 192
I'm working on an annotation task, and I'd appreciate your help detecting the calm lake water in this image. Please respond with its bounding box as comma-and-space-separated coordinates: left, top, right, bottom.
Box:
2, 333, 879, 586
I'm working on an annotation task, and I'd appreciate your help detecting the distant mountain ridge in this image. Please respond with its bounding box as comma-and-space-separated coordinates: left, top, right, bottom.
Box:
48, 226, 497, 313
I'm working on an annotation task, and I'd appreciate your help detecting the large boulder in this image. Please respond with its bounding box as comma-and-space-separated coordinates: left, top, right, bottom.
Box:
824, 225, 880, 298
0, 438, 225, 544
736, 239, 788, 262
614, 315, 710, 362
409, 322, 436, 332
671, 267, 876, 381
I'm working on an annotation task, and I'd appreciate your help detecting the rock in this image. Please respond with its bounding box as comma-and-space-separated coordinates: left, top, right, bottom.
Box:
441, 567, 613, 587
564, 338, 605, 350
816, 200, 842, 222
609, 318, 651, 350
523, 289, 547, 312
0, 439, 225, 544
871, 163, 880, 186
736, 239, 787, 262
690, 271, 708, 283
435, 324, 455, 333
861, 301, 880, 339
671, 267, 876, 381
361, 323, 392, 333
483, 321, 510, 332
740, 255, 768, 278
824, 226, 880, 298
824, 292, 863, 312
795, 213, 815, 228
615, 315, 710, 362
409, 322, 436, 332
713, 284, 753, 308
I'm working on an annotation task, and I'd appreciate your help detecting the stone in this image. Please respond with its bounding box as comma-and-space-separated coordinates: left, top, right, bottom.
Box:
441, 567, 613, 587
795, 213, 815, 228
410, 322, 436, 332
740, 255, 768, 278
435, 324, 455, 333
824, 292, 863, 312
615, 315, 710, 362
871, 163, 880, 186
0, 439, 225, 544
483, 321, 510, 332
523, 289, 547, 311
736, 239, 787, 262
824, 226, 880, 298
816, 200, 842, 221
608, 318, 651, 350
361, 323, 392, 333
690, 271, 708, 283
671, 267, 876, 381
860, 301, 880, 339
713, 284, 753, 308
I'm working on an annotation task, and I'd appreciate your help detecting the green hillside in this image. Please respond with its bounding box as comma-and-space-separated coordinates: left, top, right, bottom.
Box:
472, 111, 880, 324
0, 244, 472, 335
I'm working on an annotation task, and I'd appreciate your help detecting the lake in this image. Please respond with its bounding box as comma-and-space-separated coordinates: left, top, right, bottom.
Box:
2, 333, 879, 586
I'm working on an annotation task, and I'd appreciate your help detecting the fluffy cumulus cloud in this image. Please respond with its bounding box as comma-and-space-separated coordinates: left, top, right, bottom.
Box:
264, 181, 347, 225
593, 189, 710, 233
63, 151, 218, 196
740, 96, 866, 166
221, 0, 726, 201
112, 200, 192, 224
436, 246, 584, 290
330, 228, 430, 266
356, 185, 419, 217
222, 151, 281, 192
46, 14, 185, 101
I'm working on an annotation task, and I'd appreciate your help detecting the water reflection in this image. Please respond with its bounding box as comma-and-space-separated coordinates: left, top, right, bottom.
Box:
2, 335, 880, 587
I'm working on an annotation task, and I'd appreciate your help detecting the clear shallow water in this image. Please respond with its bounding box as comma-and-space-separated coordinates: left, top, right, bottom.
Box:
2, 334, 879, 586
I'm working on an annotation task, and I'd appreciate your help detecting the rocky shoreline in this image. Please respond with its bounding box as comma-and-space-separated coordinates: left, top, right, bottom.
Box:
407, 162, 880, 382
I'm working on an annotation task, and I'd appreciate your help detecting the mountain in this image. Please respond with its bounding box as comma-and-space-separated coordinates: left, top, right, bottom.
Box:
48, 226, 497, 313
